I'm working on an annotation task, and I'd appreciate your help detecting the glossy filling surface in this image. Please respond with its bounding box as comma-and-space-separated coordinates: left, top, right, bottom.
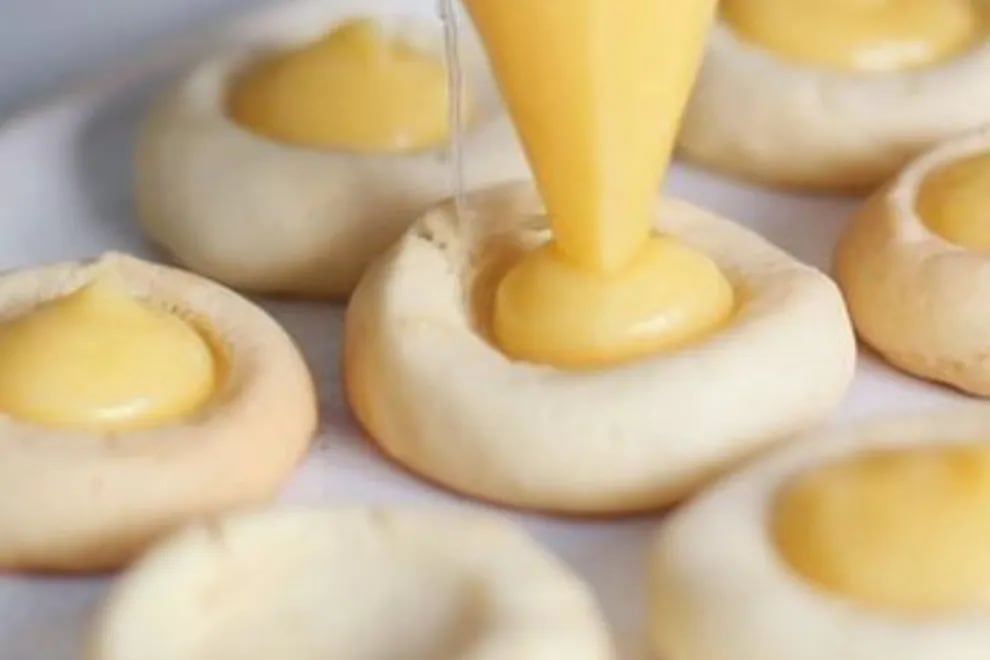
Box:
465, 0, 734, 369
494, 236, 733, 369
917, 152, 990, 251
723, 0, 985, 72
0, 275, 216, 432
774, 446, 990, 612
230, 19, 458, 152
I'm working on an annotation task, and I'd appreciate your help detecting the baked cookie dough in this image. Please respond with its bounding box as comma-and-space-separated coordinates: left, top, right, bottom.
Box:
650, 407, 990, 660
835, 128, 990, 395
0, 253, 316, 571
345, 183, 855, 514
90, 508, 615, 660
679, 4, 990, 191
136, 1, 527, 298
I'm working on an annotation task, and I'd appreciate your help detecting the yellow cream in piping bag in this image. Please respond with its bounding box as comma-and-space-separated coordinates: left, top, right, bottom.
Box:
723, 0, 984, 73
0, 275, 216, 432
230, 19, 459, 152
463, 0, 733, 368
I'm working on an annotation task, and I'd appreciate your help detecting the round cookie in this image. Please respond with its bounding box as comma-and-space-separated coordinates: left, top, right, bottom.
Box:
136, 1, 528, 298
344, 183, 856, 514
835, 128, 990, 395
90, 508, 616, 660
650, 408, 990, 660
0, 253, 316, 571
679, 17, 990, 191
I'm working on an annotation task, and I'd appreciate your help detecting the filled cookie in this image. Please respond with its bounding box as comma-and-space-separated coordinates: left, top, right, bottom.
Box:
345, 184, 855, 514
136, 0, 527, 298
0, 253, 315, 571
651, 408, 990, 660
679, 1, 990, 190
836, 128, 990, 394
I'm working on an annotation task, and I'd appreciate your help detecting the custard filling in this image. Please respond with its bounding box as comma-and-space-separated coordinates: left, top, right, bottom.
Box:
494, 237, 733, 369
917, 152, 990, 251
723, 0, 985, 72
230, 19, 459, 152
774, 445, 990, 611
464, 0, 734, 369
0, 275, 216, 432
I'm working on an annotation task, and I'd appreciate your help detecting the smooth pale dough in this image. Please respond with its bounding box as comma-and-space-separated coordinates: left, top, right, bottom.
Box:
89, 507, 616, 660
835, 128, 990, 395
344, 183, 856, 515
0, 253, 316, 572
650, 407, 990, 660
679, 22, 990, 191
136, 0, 528, 299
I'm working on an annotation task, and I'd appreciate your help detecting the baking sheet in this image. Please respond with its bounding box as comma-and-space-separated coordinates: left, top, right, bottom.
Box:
0, 1, 968, 658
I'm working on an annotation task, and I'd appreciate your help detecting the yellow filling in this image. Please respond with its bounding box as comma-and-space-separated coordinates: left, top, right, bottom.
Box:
0, 275, 216, 432
723, 0, 985, 72
229, 19, 455, 152
774, 446, 990, 612
918, 152, 990, 251
465, 0, 734, 369
495, 237, 733, 369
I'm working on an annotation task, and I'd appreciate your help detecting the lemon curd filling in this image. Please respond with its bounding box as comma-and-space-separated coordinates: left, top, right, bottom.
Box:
0, 275, 216, 432
917, 152, 990, 251
723, 0, 985, 72
774, 445, 990, 612
229, 19, 458, 152
494, 237, 733, 369
465, 0, 734, 369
